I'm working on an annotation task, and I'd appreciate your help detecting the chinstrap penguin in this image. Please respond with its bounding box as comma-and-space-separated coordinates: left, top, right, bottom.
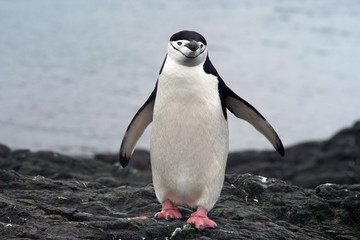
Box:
119, 30, 285, 231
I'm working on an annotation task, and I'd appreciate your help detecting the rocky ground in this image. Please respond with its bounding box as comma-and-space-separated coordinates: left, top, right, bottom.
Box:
0, 121, 359, 239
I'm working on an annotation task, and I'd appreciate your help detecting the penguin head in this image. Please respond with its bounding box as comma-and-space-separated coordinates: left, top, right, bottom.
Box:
167, 30, 208, 66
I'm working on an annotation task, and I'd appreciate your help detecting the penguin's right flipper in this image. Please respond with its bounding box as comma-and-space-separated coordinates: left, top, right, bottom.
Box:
119, 84, 157, 167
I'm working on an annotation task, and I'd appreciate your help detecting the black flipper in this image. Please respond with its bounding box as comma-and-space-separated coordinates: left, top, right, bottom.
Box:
119, 83, 157, 167
221, 81, 285, 156
203, 56, 284, 156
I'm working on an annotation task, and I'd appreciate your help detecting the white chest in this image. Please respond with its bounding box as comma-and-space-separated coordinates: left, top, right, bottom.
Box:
154, 61, 221, 118
150, 59, 228, 165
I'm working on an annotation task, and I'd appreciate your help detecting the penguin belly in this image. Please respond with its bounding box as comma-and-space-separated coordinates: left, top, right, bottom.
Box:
150, 69, 228, 211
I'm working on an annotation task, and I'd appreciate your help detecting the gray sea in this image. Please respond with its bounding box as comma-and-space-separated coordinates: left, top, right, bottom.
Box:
1, 0, 359, 155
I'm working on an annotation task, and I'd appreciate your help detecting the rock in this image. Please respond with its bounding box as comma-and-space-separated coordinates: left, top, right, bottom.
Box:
95, 149, 150, 171
1, 148, 360, 239
0, 147, 150, 187
0, 144, 10, 158
0, 121, 360, 239
227, 121, 360, 188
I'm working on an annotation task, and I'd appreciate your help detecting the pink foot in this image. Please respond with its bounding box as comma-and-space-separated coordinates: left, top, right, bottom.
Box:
186, 206, 217, 231
154, 199, 182, 220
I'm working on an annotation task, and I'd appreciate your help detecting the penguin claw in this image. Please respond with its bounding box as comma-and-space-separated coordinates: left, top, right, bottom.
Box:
199, 225, 204, 232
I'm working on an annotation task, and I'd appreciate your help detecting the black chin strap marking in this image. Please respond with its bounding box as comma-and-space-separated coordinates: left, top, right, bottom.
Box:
170, 42, 206, 59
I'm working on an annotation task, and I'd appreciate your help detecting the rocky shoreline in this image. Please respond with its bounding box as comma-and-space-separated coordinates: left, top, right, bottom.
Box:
0, 121, 359, 239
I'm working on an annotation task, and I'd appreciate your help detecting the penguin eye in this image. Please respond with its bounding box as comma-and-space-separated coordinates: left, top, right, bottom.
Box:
200, 44, 204, 48
177, 41, 182, 46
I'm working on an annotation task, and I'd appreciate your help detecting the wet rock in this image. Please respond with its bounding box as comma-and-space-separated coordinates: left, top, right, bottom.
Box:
0, 148, 150, 187
95, 149, 151, 172
0, 151, 360, 239
227, 121, 360, 188
0, 121, 360, 239
0, 144, 10, 158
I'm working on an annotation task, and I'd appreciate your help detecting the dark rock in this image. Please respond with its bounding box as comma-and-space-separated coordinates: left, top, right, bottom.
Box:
1, 121, 360, 239
0, 149, 150, 187
95, 149, 151, 172
1, 153, 360, 239
227, 121, 360, 188
335, 235, 360, 240
344, 196, 360, 226
0, 144, 10, 158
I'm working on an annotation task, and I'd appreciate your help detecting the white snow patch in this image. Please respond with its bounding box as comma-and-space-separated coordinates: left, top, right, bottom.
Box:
260, 176, 268, 183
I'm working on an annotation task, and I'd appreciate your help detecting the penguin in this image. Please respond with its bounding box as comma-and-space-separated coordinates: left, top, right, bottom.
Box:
119, 30, 284, 231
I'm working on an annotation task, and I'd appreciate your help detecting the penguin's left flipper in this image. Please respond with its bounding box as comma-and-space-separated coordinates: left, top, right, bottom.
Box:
119, 84, 157, 168
223, 83, 285, 156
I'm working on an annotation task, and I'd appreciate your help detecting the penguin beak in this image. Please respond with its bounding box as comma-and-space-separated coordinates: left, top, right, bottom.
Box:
185, 41, 199, 52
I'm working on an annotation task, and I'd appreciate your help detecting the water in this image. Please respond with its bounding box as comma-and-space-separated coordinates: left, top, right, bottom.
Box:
1, 0, 359, 155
